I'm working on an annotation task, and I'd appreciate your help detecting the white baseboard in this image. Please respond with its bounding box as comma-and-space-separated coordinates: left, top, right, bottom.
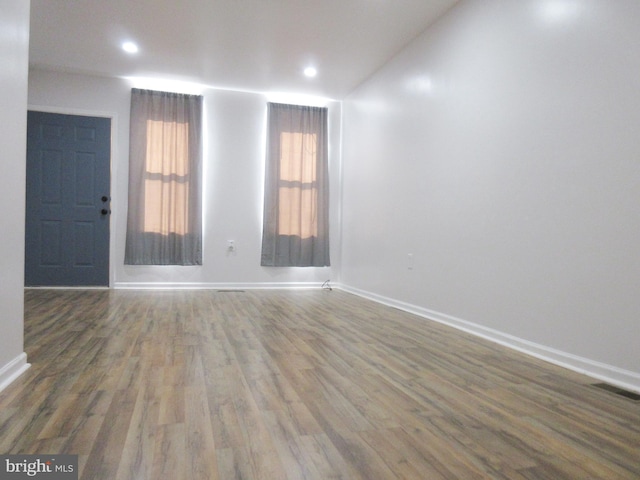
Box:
0, 353, 30, 394
25, 286, 109, 290
338, 284, 640, 394
113, 281, 327, 290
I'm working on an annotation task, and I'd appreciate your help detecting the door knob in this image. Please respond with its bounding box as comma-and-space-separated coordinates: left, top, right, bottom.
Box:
101, 209, 111, 215
101, 196, 109, 202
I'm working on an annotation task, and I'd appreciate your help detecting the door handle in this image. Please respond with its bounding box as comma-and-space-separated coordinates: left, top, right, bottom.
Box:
101, 209, 111, 215
101, 196, 109, 202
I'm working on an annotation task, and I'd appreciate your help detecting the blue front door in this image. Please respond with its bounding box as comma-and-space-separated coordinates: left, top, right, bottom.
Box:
25, 111, 111, 286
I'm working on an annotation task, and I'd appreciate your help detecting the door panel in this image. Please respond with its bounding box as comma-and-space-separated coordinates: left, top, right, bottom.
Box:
25, 111, 111, 286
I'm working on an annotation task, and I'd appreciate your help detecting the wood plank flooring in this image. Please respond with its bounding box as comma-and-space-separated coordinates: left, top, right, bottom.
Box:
1, 288, 638, 479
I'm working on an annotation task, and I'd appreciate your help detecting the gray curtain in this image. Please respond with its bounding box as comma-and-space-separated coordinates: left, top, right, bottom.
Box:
125, 89, 203, 265
261, 103, 330, 267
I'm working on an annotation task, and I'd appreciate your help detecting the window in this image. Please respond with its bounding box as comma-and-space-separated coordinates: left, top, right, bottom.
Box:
125, 89, 203, 265
142, 118, 191, 236
261, 103, 330, 267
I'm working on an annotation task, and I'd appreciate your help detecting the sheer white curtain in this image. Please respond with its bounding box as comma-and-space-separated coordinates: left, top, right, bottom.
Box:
125, 89, 203, 265
261, 103, 330, 267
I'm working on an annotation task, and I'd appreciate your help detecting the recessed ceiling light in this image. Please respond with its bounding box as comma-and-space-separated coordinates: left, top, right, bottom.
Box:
304, 67, 317, 78
122, 41, 139, 54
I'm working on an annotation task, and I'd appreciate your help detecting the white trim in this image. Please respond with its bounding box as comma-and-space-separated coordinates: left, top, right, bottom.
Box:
0, 353, 30, 394
25, 286, 109, 290
113, 281, 327, 290
27, 104, 115, 120
337, 283, 640, 394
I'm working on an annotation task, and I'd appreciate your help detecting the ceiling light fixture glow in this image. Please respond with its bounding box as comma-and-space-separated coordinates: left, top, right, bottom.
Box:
304, 66, 317, 78
123, 76, 207, 95
266, 92, 330, 107
122, 41, 139, 54
538, 0, 580, 23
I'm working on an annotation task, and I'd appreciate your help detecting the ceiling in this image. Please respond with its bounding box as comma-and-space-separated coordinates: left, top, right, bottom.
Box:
29, 0, 460, 99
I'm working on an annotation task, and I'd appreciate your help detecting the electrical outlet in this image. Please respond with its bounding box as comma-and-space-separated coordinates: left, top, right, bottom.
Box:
227, 240, 235, 252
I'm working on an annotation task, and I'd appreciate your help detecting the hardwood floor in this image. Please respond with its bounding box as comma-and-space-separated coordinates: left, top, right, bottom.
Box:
1, 289, 638, 479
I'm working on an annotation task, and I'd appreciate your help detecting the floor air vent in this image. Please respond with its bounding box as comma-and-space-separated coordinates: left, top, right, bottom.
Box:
591, 383, 640, 401
216, 289, 246, 293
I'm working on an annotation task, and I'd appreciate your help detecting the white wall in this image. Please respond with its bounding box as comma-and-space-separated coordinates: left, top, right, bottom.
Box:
341, 0, 640, 389
28, 70, 341, 288
0, 0, 31, 391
